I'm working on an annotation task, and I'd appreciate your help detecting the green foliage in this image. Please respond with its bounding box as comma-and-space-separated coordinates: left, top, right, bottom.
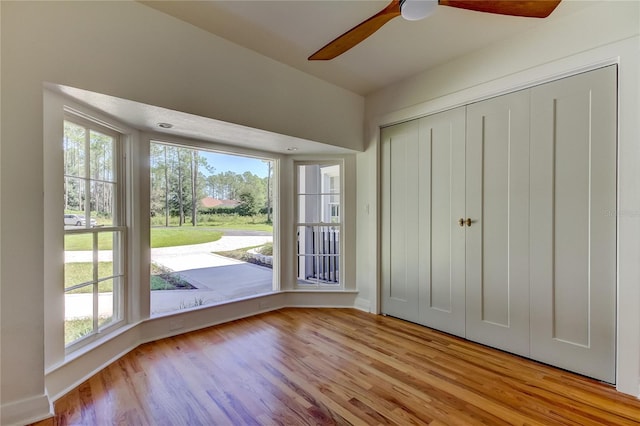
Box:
150, 262, 196, 290
258, 242, 273, 256
237, 191, 259, 216
149, 213, 273, 232
214, 243, 273, 269
64, 315, 112, 345
65, 317, 93, 345
149, 143, 212, 226
149, 142, 273, 225
64, 121, 116, 217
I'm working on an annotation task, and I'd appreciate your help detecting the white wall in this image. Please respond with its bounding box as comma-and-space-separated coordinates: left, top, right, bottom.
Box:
357, 0, 640, 396
0, 1, 363, 424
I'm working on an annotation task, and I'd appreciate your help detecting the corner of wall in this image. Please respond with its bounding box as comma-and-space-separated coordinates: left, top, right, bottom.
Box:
354, 297, 372, 313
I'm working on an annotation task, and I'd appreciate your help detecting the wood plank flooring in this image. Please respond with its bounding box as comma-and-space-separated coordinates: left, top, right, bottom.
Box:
33, 308, 640, 425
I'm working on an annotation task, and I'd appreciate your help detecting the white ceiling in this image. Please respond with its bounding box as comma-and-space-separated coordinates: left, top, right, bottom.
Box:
139, 0, 595, 96
50, 83, 355, 155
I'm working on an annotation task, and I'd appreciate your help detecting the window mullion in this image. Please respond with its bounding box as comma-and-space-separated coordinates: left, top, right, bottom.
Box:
93, 231, 99, 332
84, 128, 91, 222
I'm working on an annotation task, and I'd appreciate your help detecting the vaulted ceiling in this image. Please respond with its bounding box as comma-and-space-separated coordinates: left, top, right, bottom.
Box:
140, 0, 595, 96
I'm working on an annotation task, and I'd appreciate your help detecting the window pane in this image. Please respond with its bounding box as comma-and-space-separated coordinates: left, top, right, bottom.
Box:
64, 281, 95, 345
98, 278, 114, 328
63, 117, 125, 349
297, 195, 340, 224
91, 181, 116, 226
90, 130, 115, 182
65, 315, 94, 346
298, 194, 320, 223
296, 224, 340, 285
64, 177, 86, 217
149, 142, 275, 315
97, 231, 122, 274
298, 164, 340, 192
296, 225, 314, 256
64, 263, 94, 291
297, 164, 319, 193
64, 121, 86, 178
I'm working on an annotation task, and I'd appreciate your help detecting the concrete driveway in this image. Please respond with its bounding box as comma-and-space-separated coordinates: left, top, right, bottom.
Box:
65, 234, 274, 317
150, 235, 274, 314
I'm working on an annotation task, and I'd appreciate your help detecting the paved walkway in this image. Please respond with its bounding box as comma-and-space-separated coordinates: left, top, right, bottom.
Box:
65, 235, 274, 318
65, 235, 273, 263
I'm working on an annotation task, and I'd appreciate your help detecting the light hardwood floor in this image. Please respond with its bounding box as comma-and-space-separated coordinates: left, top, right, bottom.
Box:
33, 308, 640, 425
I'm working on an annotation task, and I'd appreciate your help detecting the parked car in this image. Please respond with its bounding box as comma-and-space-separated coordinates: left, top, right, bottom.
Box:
64, 214, 97, 227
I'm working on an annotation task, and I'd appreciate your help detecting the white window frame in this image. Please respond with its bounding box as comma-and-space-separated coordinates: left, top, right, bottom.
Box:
294, 160, 343, 288
63, 112, 128, 353
147, 137, 279, 315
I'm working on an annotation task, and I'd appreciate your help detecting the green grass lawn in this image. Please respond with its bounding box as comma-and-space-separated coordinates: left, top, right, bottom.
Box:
65, 262, 196, 292
64, 262, 115, 293
65, 227, 224, 250
150, 228, 223, 248
65, 315, 112, 345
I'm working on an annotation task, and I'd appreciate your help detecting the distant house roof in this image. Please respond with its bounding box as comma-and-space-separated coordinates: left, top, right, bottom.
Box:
201, 197, 240, 208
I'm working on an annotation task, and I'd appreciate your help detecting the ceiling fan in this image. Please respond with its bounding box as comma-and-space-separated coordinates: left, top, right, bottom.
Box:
308, 0, 562, 60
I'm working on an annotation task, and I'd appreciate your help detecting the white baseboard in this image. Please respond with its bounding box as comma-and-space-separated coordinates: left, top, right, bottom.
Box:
1, 393, 52, 426
354, 297, 371, 312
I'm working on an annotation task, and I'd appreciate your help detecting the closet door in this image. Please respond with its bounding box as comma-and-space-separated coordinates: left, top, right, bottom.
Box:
530, 66, 617, 383
417, 107, 466, 337
381, 120, 421, 322
465, 90, 531, 356
381, 107, 466, 335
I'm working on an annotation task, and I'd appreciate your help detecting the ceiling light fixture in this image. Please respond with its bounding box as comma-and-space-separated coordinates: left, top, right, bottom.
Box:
286, 147, 298, 152
400, 0, 438, 21
158, 122, 173, 129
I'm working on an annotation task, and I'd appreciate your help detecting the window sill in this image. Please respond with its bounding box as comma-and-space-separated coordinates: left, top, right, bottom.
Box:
46, 321, 141, 376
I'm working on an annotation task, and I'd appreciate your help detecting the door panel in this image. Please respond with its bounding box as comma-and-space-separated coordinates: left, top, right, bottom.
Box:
530, 66, 617, 383
381, 120, 421, 322
466, 90, 531, 356
418, 107, 466, 337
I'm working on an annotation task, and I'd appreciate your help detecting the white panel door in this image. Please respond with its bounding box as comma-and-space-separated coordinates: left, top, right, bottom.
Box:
465, 90, 531, 357
381, 120, 421, 323
417, 107, 466, 337
530, 66, 617, 383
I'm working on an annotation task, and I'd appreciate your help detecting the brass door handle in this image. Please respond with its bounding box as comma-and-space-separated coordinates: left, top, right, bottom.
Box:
458, 218, 472, 227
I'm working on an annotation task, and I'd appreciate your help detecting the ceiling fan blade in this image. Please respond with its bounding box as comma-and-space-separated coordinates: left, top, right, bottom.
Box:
439, 0, 561, 18
309, 0, 401, 60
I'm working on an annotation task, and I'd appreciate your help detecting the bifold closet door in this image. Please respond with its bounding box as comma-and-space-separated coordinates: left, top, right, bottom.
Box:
381, 120, 421, 323
530, 66, 617, 383
417, 107, 466, 337
465, 90, 531, 357
381, 107, 466, 336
